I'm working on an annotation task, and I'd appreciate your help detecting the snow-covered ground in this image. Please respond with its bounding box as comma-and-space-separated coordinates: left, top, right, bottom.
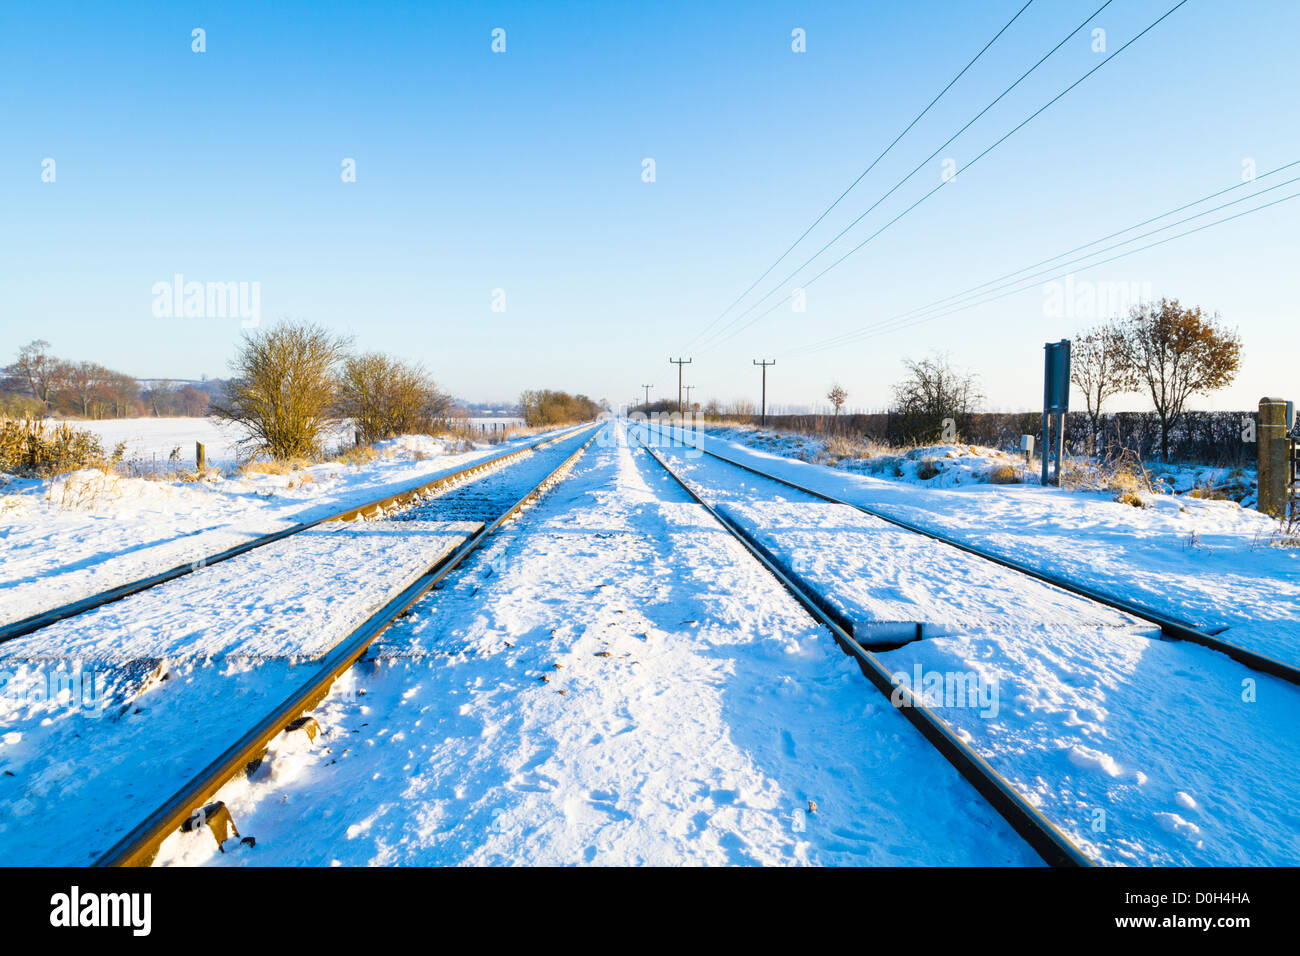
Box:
1, 416, 1296, 866
642, 420, 1299, 669
149, 424, 1038, 866
635, 426, 1300, 864
0, 429, 599, 865
0, 425, 576, 629
62, 416, 527, 468
700, 422, 1257, 502
65, 416, 347, 467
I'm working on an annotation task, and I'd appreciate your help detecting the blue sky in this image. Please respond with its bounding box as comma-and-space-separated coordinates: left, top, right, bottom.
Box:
2, 0, 1296, 412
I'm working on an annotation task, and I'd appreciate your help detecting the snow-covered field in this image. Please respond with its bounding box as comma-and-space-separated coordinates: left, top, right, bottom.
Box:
0, 424, 573, 629
1, 416, 1296, 866
62, 416, 526, 467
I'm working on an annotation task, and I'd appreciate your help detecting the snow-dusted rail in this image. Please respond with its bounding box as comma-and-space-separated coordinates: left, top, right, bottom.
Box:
0, 424, 589, 647
627, 426, 1091, 866
92, 424, 602, 867
636, 421, 1300, 689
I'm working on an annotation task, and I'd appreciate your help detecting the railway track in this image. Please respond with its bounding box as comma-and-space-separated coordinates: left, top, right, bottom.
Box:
634, 419, 1300, 687
91, 423, 602, 867
627, 424, 1093, 867
0, 424, 588, 647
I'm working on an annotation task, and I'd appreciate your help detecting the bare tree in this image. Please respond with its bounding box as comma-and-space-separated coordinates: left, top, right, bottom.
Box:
105, 373, 139, 418
65, 361, 110, 418
7, 340, 66, 411
1070, 322, 1136, 451
212, 321, 350, 459
827, 383, 848, 417
889, 352, 983, 444
143, 382, 177, 417
336, 352, 451, 443
176, 385, 210, 417
1122, 298, 1242, 462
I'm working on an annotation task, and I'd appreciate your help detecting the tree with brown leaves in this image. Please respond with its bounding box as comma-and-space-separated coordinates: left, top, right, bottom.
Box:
1122, 298, 1241, 462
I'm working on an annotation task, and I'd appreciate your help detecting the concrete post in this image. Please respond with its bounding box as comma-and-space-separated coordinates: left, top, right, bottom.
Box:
1258, 397, 1288, 518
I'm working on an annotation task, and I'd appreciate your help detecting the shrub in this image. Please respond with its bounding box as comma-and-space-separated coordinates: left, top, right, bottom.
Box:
917, 459, 941, 481
887, 353, 983, 445
335, 353, 451, 444
989, 464, 1022, 484
211, 321, 349, 460
0, 417, 113, 477
519, 390, 601, 426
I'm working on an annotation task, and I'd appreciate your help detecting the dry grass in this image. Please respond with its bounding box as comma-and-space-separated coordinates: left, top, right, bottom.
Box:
46, 468, 124, 511
1187, 484, 1233, 501
333, 444, 378, 466
0, 417, 118, 477
988, 463, 1022, 485
239, 457, 315, 476
813, 435, 884, 464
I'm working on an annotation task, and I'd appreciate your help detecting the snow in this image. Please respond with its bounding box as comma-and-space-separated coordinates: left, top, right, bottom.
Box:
643, 421, 1300, 669
1, 416, 1297, 866
59, 416, 528, 467
630, 422, 1300, 865
0, 423, 576, 629
145, 426, 1037, 866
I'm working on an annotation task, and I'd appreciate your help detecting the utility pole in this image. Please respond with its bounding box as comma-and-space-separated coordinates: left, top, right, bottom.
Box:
641, 384, 653, 409
669, 357, 692, 415
753, 359, 775, 425
683, 384, 695, 411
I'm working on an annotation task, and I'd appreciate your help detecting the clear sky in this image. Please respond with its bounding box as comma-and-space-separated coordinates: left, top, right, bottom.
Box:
2, 0, 1296, 413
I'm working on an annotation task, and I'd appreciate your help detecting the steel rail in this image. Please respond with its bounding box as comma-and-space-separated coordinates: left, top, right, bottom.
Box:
93, 425, 602, 867
636, 420, 1300, 687
0, 424, 589, 646
628, 426, 1091, 867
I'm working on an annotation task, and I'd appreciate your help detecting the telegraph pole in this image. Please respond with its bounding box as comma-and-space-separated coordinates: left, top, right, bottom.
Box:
640, 384, 653, 409
753, 359, 775, 425
683, 384, 695, 411
669, 357, 692, 415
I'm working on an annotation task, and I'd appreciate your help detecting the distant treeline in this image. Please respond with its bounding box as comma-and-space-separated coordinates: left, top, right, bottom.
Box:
518, 390, 603, 426
708, 410, 1260, 468
2, 340, 223, 419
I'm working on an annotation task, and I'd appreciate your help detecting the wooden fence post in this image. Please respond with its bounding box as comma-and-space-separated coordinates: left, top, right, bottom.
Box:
1258, 398, 1289, 518
196, 442, 206, 472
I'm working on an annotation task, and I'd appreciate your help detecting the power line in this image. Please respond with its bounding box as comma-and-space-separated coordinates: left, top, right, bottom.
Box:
791, 162, 1300, 355
683, 0, 1037, 350
793, 186, 1300, 355
696, 0, 1123, 351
